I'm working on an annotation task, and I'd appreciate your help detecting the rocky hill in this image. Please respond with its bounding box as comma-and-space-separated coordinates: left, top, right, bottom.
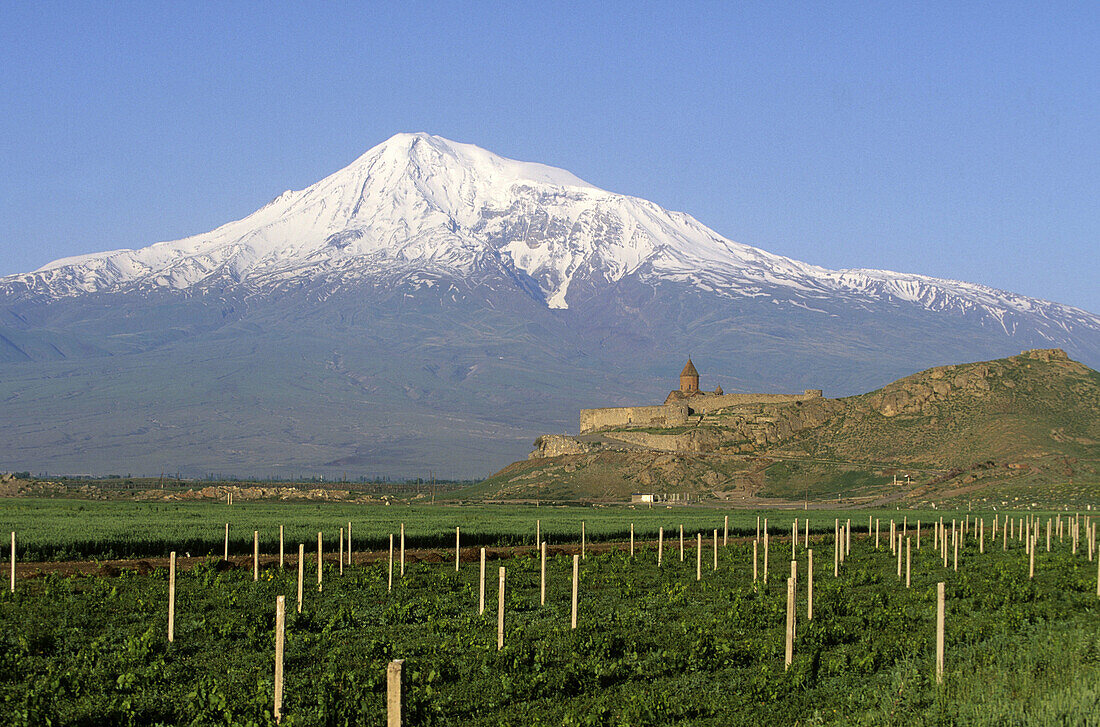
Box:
477, 349, 1100, 503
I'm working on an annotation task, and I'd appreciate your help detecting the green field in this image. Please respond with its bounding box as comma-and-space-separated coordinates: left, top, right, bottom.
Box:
1, 503, 1098, 725
0, 499, 1060, 561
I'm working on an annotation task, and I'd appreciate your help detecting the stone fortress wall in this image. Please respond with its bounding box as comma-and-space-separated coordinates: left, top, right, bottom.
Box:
580, 389, 823, 434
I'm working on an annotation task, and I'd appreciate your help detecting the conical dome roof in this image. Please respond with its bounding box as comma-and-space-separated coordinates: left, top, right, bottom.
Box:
680, 359, 699, 377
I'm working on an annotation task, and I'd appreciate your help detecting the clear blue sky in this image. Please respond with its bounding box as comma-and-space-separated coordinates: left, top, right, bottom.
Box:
2, 2, 1096, 311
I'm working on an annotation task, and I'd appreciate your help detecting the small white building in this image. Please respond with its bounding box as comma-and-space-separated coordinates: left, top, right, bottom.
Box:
631, 493, 656, 504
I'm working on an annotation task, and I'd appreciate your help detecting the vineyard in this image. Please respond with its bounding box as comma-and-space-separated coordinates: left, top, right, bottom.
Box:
1, 503, 1098, 725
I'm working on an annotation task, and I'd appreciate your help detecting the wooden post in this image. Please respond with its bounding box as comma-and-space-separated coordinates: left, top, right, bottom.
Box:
630, 523, 634, 558
980, 519, 984, 553
790, 560, 798, 639
168, 551, 176, 642
497, 567, 505, 650
785, 576, 795, 670
696, 533, 702, 581
658, 527, 664, 567
540, 541, 547, 605
756, 515, 761, 542
807, 549, 813, 620
400, 523, 405, 576
680, 525, 685, 562
764, 531, 770, 583
753, 540, 758, 582
846, 519, 851, 556
833, 526, 839, 577
296, 544, 304, 613
536, 519, 540, 548
347, 521, 352, 566
274, 595, 285, 724
897, 534, 902, 578
917, 520, 921, 550
388, 534, 394, 593
279, 525, 284, 569
953, 529, 958, 572
254, 531, 260, 581
906, 537, 911, 588
455, 527, 460, 572
317, 532, 323, 592
9, 531, 14, 594
805, 518, 810, 547
724, 515, 728, 546
224, 523, 229, 561
387, 659, 404, 727
792, 519, 798, 555
713, 529, 718, 571
338, 528, 343, 576
479, 547, 486, 614
936, 582, 945, 684
581, 521, 586, 560
571, 554, 579, 629
1029, 537, 1035, 579
1046, 519, 1051, 552
875, 519, 880, 549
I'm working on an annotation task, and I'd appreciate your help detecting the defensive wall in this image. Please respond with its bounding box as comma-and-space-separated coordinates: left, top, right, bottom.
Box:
579, 389, 823, 434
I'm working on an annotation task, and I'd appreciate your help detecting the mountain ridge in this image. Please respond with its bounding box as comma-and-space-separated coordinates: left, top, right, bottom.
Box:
1, 134, 1098, 479
4, 133, 1097, 342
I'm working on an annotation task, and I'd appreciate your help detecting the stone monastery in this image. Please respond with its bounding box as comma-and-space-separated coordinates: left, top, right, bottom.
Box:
579, 359, 822, 434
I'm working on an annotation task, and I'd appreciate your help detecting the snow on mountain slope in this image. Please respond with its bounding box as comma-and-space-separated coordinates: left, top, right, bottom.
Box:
4, 133, 1098, 338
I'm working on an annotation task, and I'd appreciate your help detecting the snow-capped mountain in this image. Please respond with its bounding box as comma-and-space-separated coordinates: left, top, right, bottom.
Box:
5, 132, 1097, 341
1, 133, 1097, 479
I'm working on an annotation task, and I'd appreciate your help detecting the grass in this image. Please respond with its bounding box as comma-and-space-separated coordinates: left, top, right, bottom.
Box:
0, 516, 1097, 725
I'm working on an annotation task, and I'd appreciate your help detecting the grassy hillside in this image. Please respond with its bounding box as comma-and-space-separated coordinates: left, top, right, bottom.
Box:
479, 349, 1100, 505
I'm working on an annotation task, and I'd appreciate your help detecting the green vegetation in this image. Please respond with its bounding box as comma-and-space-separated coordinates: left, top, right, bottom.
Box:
1, 512, 1097, 725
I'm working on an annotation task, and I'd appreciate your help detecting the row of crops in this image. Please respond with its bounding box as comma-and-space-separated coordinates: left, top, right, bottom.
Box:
1, 503, 1098, 725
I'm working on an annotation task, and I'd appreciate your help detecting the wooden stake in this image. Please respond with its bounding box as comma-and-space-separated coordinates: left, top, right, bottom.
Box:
347, 521, 352, 566
274, 596, 285, 724
296, 544, 304, 613
906, 537, 911, 588
784, 576, 795, 670
536, 519, 540, 548
497, 567, 505, 650
224, 523, 229, 561
400, 523, 405, 576
455, 527, 460, 572
953, 530, 958, 572
630, 523, 634, 558
680, 525, 685, 562
338, 528, 343, 576
724, 515, 728, 546
1046, 519, 1051, 552
764, 531, 770, 583
753, 540, 758, 582
833, 526, 839, 578
279, 525, 284, 569
388, 534, 394, 593
846, 519, 851, 556
540, 541, 547, 605
756, 515, 761, 542
875, 519, 880, 549
571, 554, 579, 629
807, 549, 814, 620
168, 551, 176, 642
696, 533, 702, 581
713, 529, 718, 571
317, 532, 323, 592
897, 534, 902, 578
917, 520, 921, 550
658, 527, 664, 567
980, 519, 984, 553
581, 521, 586, 560
387, 659, 404, 727
936, 582, 945, 684
254, 531, 260, 581
479, 547, 486, 614
1029, 536, 1035, 579
9, 531, 14, 594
